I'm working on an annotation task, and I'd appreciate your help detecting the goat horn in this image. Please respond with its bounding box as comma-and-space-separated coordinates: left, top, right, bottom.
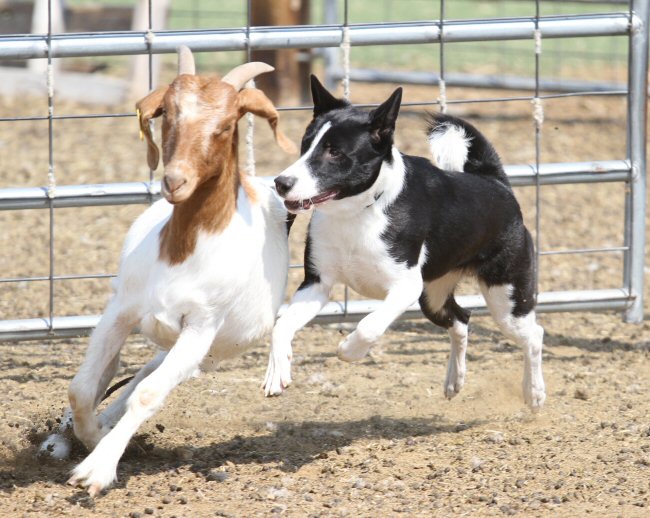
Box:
177, 45, 195, 75
222, 62, 274, 91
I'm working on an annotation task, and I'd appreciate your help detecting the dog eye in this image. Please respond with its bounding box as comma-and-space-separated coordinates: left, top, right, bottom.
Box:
326, 146, 342, 159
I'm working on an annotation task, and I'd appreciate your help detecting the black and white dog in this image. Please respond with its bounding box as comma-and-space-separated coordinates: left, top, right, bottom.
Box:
262, 76, 545, 411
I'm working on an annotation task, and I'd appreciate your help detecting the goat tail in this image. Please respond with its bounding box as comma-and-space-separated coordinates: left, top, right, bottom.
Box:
427, 112, 510, 186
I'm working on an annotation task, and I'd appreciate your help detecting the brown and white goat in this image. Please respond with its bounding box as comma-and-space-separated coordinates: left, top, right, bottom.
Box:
41, 46, 296, 496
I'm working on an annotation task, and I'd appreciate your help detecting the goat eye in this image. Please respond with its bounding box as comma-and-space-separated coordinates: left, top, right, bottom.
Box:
213, 124, 231, 137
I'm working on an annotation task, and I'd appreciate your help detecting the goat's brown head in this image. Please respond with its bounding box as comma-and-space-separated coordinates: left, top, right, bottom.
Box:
136, 46, 296, 204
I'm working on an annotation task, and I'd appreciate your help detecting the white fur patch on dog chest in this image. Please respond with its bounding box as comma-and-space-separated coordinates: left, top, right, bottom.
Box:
310, 208, 406, 300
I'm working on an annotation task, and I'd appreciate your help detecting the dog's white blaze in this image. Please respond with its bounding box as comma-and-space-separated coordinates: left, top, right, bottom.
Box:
428, 122, 472, 172
479, 282, 546, 410
277, 121, 331, 201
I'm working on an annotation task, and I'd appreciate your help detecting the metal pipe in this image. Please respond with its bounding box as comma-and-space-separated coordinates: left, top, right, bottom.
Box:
0, 14, 631, 60
0, 160, 631, 211
624, 4, 649, 323
332, 68, 627, 94
0, 288, 632, 342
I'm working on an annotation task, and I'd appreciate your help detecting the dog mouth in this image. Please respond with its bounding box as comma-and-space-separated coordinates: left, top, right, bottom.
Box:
283, 190, 339, 212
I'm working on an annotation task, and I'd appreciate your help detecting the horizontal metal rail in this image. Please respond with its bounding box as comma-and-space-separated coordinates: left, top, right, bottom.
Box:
0, 13, 632, 60
0, 160, 631, 211
334, 68, 627, 94
0, 288, 633, 342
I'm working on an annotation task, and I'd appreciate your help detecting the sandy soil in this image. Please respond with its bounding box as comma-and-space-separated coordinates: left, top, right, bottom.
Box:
0, 82, 649, 517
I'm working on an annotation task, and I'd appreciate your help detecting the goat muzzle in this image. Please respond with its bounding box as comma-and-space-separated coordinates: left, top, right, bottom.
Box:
162, 173, 189, 203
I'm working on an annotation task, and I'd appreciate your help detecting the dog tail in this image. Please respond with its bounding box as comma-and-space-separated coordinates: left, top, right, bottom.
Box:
427, 113, 510, 186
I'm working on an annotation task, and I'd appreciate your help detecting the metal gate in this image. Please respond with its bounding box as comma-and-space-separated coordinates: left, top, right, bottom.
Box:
0, 0, 647, 341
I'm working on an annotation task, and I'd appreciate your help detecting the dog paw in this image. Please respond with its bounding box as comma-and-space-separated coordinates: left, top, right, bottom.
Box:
443, 363, 466, 400
337, 331, 372, 362
524, 386, 546, 412
262, 349, 292, 397
67, 449, 118, 497
523, 370, 546, 412
39, 433, 72, 460
443, 374, 465, 400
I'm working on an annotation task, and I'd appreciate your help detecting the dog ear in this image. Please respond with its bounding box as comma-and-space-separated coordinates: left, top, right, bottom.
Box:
369, 87, 402, 146
135, 87, 168, 170
310, 75, 348, 116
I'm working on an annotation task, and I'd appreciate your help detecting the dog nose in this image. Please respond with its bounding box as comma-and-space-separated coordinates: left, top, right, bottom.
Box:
163, 173, 187, 194
274, 176, 297, 196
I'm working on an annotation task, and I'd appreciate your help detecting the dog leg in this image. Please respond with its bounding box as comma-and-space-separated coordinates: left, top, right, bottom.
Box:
338, 274, 423, 362
419, 282, 470, 399
480, 283, 546, 411
263, 282, 331, 396
444, 319, 469, 399
67, 299, 136, 451
68, 323, 220, 496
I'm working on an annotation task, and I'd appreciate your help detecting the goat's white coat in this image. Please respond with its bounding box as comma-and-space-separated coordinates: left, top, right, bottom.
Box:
58, 178, 288, 494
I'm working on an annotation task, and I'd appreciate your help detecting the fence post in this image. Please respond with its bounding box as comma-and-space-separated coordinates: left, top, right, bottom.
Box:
29, 0, 64, 76
624, 1, 649, 323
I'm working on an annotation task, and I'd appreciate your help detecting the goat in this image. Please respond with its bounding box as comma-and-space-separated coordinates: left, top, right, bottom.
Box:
40, 46, 296, 496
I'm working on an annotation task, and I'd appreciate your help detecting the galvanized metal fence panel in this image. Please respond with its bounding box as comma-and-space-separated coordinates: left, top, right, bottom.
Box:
0, 0, 646, 342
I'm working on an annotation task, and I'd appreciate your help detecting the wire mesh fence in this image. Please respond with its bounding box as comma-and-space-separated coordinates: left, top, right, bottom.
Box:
0, 0, 646, 341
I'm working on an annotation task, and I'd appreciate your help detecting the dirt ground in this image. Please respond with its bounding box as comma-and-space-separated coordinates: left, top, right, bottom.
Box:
0, 81, 649, 517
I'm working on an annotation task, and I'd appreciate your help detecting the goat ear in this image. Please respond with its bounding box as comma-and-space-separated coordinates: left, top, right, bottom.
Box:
369, 87, 402, 146
310, 75, 348, 116
237, 88, 298, 154
135, 87, 167, 170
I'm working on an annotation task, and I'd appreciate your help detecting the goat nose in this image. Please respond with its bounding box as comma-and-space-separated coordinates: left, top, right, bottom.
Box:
163, 174, 187, 194
274, 175, 297, 196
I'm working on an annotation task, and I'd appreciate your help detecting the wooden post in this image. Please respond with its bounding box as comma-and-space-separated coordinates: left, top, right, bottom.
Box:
29, 0, 65, 76
251, 0, 311, 104
129, 0, 170, 100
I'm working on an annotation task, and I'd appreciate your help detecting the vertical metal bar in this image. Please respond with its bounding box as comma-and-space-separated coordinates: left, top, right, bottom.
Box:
343, 0, 350, 315
439, 0, 447, 113
624, 0, 648, 323
341, 0, 350, 100
245, 0, 256, 176
147, 0, 154, 188
533, 0, 542, 302
246, 0, 252, 63
322, 0, 340, 89
147, 0, 153, 91
46, 0, 55, 333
